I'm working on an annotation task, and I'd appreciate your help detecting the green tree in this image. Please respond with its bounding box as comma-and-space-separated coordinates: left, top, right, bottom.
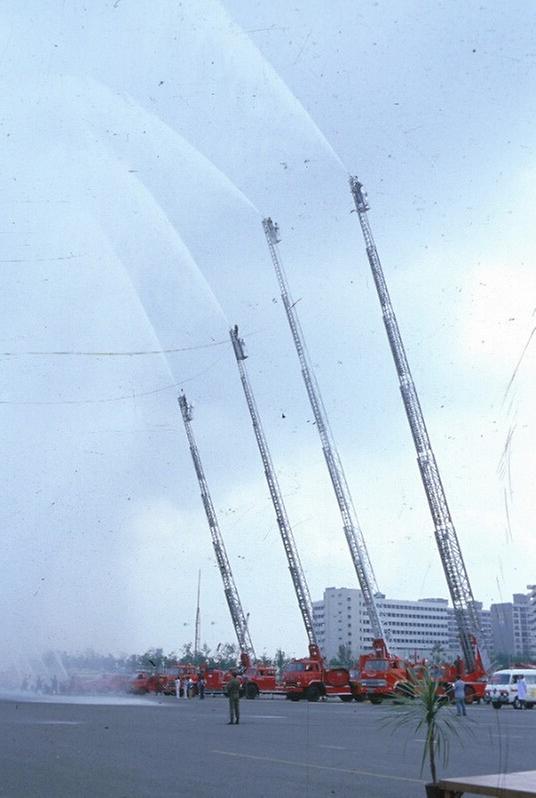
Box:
274, 648, 290, 677
387, 667, 467, 786
429, 643, 447, 666
178, 643, 194, 664
140, 648, 165, 671
215, 642, 239, 670
329, 644, 354, 669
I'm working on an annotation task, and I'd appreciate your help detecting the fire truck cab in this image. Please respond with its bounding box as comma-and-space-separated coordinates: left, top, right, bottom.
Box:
282, 656, 353, 702
354, 639, 413, 703
241, 664, 279, 699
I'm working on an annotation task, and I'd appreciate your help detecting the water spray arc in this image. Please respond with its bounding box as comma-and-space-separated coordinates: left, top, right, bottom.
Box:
262, 219, 390, 647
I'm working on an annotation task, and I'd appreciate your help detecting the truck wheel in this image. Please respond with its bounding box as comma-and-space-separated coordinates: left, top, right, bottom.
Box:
288, 693, 300, 702
491, 701, 502, 709
246, 683, 259, 700
339, 695, 353, 702
526, 703, 534, 709
512, 698, 520, 710
370, 696, 383, 705
306, 685, 320, 702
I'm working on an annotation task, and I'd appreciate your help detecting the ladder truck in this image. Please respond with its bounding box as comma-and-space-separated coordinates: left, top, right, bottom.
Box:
349, 177, 488, 702
178, 393, 278, 699
230, 325, 353, 702
262, 220, 404, 703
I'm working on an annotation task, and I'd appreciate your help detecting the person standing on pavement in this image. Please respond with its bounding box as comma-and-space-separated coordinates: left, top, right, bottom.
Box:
454, 677, 466, 716
198, 676, 206, 700
516, 675, 528, 709
225, 672, 241, 725
175, 675, 181, 700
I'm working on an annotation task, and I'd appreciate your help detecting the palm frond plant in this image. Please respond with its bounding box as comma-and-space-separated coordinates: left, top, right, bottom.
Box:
386, 666, 469, 794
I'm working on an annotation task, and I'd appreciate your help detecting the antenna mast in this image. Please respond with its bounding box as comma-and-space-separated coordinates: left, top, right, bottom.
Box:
262, 219, 389, 646
179, 395, 256, 666
349, 176, 485, 671
230, 325, 320, 658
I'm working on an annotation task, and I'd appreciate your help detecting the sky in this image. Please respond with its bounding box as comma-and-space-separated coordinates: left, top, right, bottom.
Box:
1, 0, 535, 666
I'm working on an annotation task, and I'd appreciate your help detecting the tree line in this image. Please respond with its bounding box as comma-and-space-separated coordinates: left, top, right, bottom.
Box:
50, 642, 362, 675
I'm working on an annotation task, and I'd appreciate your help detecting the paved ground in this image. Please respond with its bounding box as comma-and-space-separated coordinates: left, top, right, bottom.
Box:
0, 693, 533, 797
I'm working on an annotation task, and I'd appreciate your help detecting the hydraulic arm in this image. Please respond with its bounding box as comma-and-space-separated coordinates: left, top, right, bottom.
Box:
263, 219, 389, 647
349, 177, 486, 672
230, 325, 320, 658
178, 393, 256, 666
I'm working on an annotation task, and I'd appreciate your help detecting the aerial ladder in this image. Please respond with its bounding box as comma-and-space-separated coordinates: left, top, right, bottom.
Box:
262, 219, 391, 662
230, 325, 352, 701
349, 177, 488, 691
178, 393, 256, 669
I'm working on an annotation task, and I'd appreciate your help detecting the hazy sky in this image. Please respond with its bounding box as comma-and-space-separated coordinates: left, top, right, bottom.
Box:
2, 0, 535, 664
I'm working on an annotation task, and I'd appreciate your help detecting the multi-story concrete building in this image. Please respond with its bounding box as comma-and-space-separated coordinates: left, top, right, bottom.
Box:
314, 586, 536, 663
528, 585, 536, 657
313, 587, 454, 662
490, 593, 533, 660
446, 603, 493, 661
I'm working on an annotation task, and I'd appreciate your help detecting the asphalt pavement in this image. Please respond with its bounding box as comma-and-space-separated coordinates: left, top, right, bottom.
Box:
0, 693, 533, 797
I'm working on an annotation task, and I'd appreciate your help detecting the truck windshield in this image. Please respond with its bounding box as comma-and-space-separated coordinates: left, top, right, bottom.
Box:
285, 663, 306, 672
364, 660, 389, 672
489, 674, 510, 685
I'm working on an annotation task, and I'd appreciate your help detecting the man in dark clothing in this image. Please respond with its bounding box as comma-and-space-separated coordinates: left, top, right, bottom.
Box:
225, 672, 241, 724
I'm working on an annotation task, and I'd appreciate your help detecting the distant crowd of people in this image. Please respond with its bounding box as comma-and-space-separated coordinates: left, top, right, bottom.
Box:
174, 675, 206, 699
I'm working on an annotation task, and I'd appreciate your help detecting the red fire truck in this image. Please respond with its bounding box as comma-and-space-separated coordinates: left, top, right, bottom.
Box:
428, 639, 487, 704
282, 645, 354, 702
353, 637, 487, 705
352, 638, 414, 703
240, 661, 281, 699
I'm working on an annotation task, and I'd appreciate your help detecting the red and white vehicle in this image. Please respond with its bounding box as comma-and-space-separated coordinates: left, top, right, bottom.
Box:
350, 179, 491, 706
282, 645, 354, 702
239, 660, 282, 699
352, 638, 414, 703
428, 638, 487, 704
353, 637, 487, 705
129, 671, 170, 695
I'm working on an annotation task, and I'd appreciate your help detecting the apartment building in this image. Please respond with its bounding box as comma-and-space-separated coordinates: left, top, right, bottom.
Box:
313, 587, 453, 661
313, 587, 493, 662
528, 585, 536, 657
446, 603, 493, 660
490, 593, 533, 660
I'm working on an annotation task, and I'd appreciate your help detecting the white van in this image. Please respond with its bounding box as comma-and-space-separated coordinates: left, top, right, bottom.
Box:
485, 669, 536, 709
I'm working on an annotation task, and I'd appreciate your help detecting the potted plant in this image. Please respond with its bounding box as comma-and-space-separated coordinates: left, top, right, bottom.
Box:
388, 667, 467, 797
